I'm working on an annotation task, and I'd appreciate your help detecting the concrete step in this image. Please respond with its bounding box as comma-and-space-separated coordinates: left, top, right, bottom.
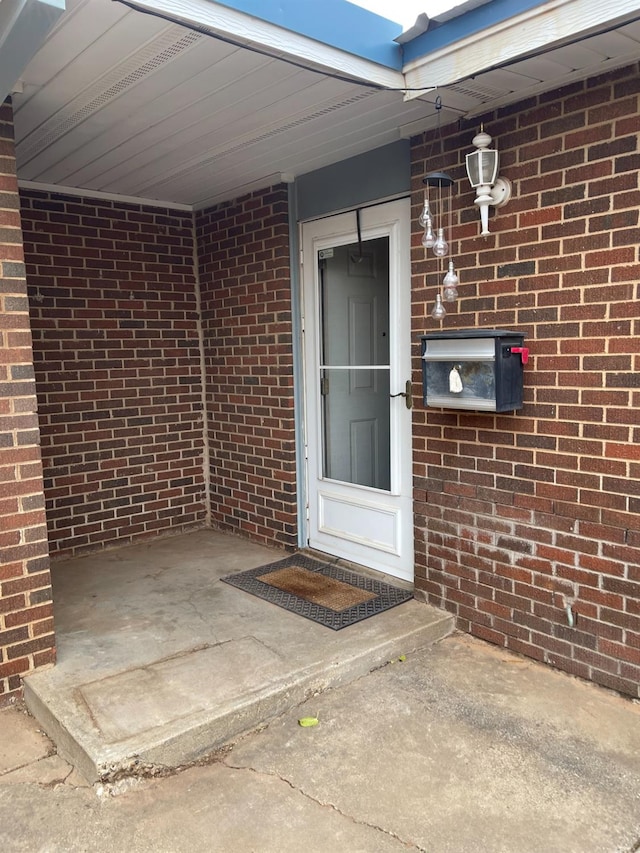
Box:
22, 531, 453, 784
25, 601, 453, 783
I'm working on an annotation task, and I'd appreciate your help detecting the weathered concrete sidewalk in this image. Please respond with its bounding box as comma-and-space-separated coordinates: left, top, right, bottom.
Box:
2, 633, 640, 853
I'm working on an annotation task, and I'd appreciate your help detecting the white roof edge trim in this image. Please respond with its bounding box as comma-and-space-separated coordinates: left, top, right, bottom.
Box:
18, 180, 194, 211
402, 0, 640, 100
127, 0, 405, 90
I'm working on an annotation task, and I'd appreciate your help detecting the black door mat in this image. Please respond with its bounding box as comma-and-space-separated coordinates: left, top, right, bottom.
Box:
221, 554, 413, 630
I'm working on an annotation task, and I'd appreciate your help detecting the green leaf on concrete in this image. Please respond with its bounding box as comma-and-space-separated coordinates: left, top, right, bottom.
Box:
298, 716, 319, 728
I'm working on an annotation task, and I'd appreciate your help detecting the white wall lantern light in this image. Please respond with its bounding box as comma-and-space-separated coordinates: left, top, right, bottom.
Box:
465, 128, 512, 237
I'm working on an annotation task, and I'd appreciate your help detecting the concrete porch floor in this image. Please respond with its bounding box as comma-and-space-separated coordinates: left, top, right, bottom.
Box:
24, 530, 453, 783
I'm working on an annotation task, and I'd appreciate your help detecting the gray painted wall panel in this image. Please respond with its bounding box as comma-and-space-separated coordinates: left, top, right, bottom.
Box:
295, 140, 410, 222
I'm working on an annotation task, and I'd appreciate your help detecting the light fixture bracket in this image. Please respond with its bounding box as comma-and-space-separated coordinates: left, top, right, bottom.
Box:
489, 176, 512, 208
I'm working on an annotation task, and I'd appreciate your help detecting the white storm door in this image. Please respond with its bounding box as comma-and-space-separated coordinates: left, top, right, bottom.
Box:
302, 199, 414, 581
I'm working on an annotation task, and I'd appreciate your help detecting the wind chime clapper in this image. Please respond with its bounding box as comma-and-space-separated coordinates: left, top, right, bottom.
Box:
419, 170, 459, 321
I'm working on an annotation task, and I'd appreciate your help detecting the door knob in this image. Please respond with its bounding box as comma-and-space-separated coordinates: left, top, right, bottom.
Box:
390, 379, 413, 410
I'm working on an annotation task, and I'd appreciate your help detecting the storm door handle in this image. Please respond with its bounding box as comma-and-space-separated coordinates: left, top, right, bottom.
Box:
390, 379, 413, 410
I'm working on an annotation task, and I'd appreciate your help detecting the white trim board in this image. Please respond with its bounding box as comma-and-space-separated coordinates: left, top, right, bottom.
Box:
402, 0, 640, 98
18, 179, 193, 210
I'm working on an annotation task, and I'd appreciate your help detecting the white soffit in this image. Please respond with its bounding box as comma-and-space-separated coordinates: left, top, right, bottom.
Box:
402, 0, 640, 99
13, 0, 434, 208
124, 0, 405, 89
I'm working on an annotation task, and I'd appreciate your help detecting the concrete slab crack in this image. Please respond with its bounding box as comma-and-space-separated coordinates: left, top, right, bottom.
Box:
0, 743, 57, 779
40, 763, 75, 790
184, 591, 214, 629
223, 761, 427, 852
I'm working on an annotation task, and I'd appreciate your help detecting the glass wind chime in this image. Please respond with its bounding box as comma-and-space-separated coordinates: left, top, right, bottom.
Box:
419, 170, 459, 320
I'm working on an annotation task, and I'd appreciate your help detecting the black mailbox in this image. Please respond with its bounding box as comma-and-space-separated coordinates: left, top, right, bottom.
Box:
421, 329, 527, 412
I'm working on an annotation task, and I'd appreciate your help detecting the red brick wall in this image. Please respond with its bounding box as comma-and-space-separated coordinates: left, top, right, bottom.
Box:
196, 185, 297, 549
411, 63, 640, 698
0, 101, 54, 706
19, 191, 206, 557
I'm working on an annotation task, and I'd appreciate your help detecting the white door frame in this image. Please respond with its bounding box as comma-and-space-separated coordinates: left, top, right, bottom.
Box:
301, 199, 414, 581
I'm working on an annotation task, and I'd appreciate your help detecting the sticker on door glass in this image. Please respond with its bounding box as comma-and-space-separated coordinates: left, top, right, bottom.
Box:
318, 248, 334, 259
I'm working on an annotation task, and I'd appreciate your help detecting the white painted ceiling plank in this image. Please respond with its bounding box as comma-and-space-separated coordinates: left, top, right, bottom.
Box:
92, 69, 330, 194
187, 121, 408, 207
91, 74, 356, 192
586, 28, 640, 56
170, 135, 392, 206
547, 41, 625, 68
460, 55, 639, 119
153, 92, 419, 200
468, 66, 545, 90
15, 13, 170, 140
35, 42, 263, 183
18, 33, 283, 178
618, 19, 640, 39
13, 0, 129, 95
91, 88, 405, 202
437, 79, 505, 106
123, 88, 378, 196
266, 96, 422, 160
192, 172, 287, 210
510, 54, 579, 80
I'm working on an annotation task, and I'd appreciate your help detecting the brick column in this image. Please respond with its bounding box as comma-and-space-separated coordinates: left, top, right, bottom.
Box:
0, 99, 54, 706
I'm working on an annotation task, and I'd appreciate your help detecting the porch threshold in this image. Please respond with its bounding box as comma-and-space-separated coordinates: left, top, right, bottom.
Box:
23, 531, 453, 783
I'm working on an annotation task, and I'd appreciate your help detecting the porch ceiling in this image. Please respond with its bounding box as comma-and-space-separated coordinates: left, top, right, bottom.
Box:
12, 0, 640, 210
12, 0, 421, 209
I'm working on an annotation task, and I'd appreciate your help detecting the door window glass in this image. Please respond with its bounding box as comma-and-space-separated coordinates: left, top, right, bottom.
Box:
318, 237, 390, 490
